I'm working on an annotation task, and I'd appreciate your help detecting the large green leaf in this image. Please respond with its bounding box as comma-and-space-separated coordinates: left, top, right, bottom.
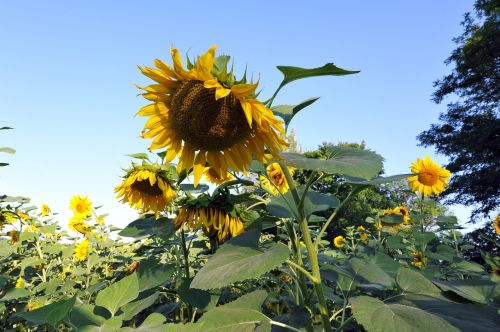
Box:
119, 313, 166, 331
271, 97, 319, 129
267, 189, 339, 219
178, 278, 219, 311
402, 294, 500, 331
0, 147, 15, 154
136, 258, 175, 292
396, 268, 441, 295
70, 304, 108, 328
191, 234, 289, 290
281, 146, 383, 180
79, 317, 123, 332
16, 296, 76, 328
0, 287, 31, 301
165, 291, 270, 332
274, 63, 359, 98
350, 296, 457, 332
349, 258, 394, 289
119, 217, 176, 240
119, 292, 159, 321
432, 279, 497, 304
95, 274, 139, 316
0, 240, 12, 258
345, 174, 411, 187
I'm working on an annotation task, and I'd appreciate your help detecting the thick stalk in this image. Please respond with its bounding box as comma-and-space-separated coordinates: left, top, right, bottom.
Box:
180, 230, 190, 280
280, 162, 332, 332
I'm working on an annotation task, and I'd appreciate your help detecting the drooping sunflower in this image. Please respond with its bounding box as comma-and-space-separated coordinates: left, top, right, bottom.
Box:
333, 235, 345, 248
203, 167, 233, 185
115, 163, 176, 214
70, 195, 93, 217
259, 162, 295, 195
174, 194, 245, 242
68, 214, 92, 235
492, 215, 500, 235
137, 45, 287, 186
407, 156, 451, 196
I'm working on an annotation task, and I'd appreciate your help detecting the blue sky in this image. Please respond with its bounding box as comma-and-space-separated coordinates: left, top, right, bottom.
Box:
0, 1, 477, 229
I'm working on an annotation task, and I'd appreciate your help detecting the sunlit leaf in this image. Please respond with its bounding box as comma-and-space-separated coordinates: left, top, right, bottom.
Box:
95, 274, 139, 316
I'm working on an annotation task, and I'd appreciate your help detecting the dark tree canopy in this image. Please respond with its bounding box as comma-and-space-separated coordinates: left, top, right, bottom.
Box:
418, 0, 500, 221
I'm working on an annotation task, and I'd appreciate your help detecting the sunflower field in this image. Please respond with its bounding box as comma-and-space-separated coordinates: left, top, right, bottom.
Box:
1, 46, 499, 331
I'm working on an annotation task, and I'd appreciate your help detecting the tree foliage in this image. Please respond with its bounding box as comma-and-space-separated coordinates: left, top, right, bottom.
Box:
418, 0, 500, 221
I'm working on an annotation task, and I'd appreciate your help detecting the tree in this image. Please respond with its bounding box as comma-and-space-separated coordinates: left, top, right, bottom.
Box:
418, 0, 499, 221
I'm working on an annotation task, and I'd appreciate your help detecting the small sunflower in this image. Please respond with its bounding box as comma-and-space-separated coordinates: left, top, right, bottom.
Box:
9, 230, 19, 243
411, 252, 426, 268
492, 215, 500, 235
70, 195, 93, 217
357, 225, 369, 242
68, 214, 91, 235
137, 45, 287, 186
407, 156, 451, 196
174, 194, 245, 242
260, 163, 295, 195
74, 239, 89, 261
15, 277, 24, 288
115, 164, 176, 214
95, 215, 105, 225
333, 235, 345, 248
40, 204, 51, 216
203, 167, 234, 185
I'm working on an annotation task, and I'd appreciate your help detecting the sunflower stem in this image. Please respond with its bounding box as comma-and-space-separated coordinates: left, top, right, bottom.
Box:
280, 162, 332, 332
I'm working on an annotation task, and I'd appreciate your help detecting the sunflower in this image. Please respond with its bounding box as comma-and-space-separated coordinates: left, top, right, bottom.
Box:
70, 195, 93, 217
74, 239, 89, 261
357, 225, 369, 242
68, 214, 91, 235
333, 235, 345, 248
203, 167, 233, 185
115, 164, 175, 214
174, 194, 245, 242
260, 163, 295, 195
15, 277, 24, 288
40, 204, 51, 216
137, 45, 287, 187
493, 215, 500, 235
407, 156, 451, 196
9, 230, 19, 243
411, 252, 426, 268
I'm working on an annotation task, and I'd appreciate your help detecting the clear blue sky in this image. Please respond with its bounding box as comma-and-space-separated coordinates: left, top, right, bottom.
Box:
0, 1, 477, 229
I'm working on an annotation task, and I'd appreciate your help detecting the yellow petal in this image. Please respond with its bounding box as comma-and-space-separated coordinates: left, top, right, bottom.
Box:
193, 152, 206, 188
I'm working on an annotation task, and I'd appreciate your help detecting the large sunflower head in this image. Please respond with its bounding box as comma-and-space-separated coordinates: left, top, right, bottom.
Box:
174, 193, 245, 242
407, 156, 451, 196
115, 163, 176, 214
137, 45, 287, 187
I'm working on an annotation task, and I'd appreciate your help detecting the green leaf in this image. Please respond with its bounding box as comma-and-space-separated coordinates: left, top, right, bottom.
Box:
126, 153, 149, 160
349, 258, 394, 289
119, 292, 159, 321
432, 279, 497, 304
0, 147, 15, 154
0, 126, 13, 130
178, 278, 219, 311
179, 183, 209, 193
346, 174, 411, 186
350, 296, 457, 332
276, 63, 359, 91
281, 146, 383, 180
0, 240, 12, 258
396, 268, 441, 295
119, 313, 166, 331
95, 274, 139, 316
267, 189, 339, 219
385, 235, 405, 249
402, 294, 500, 331
16, 296, 76, 328
119, 217, 176, 240
271, 97, 319, 129
191, 241, 289, 290
0, 287, 30, 301
381, 214, 405, 225
136, 258, 175, 292
70, 304, 108, 328
79, 317, 123, 332
165, 291, 270, 332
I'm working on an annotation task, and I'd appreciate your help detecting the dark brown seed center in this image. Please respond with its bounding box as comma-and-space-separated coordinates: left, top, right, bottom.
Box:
170, 80, 252, 150
131, 180, 163, 196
